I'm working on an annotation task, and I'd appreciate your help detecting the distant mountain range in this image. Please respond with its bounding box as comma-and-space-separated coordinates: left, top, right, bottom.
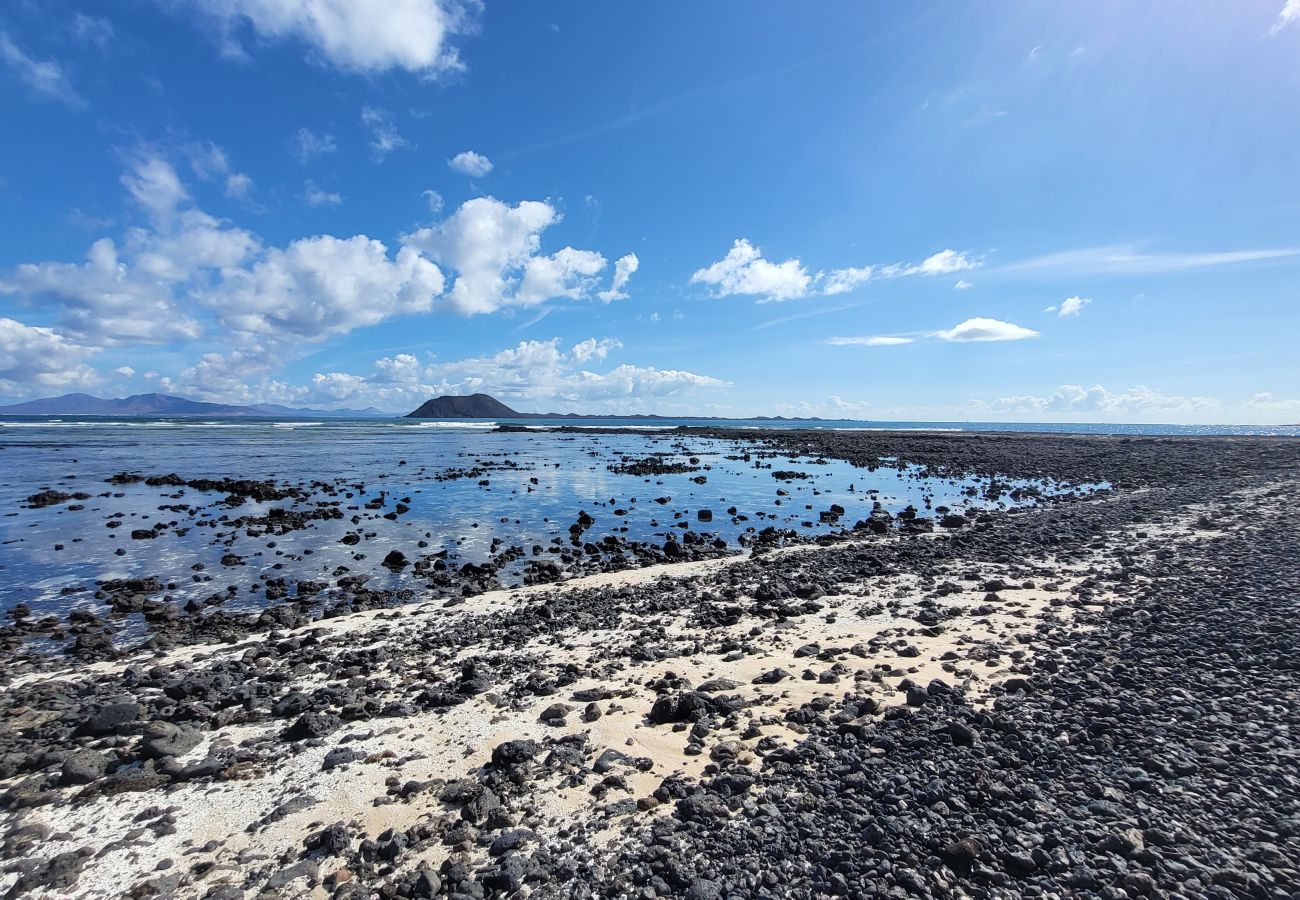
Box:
0, 392, 391, 418
406, 393, 825, 422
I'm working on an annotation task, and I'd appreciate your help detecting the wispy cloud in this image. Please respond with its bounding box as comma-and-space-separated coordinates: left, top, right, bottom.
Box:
0, 30, 86, 108
827, 336, 914, 347
829, 317, 1039, 347
290, 127, 336, 162
304, 180, 342, 207
361, 106, 411, 161
997, 245, 1300, 278
1269, 0, 1300, 35
750, 301, 863, 331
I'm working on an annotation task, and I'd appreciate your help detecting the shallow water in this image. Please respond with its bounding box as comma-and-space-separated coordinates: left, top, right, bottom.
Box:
0, 421, 1100, 627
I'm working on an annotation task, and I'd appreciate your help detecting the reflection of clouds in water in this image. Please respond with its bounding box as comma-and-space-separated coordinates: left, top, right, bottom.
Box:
0, 425, 1084, 628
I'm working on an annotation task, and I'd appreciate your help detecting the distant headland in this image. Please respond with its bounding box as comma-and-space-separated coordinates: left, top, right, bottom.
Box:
0, 392, 388, 418
404, 393, 822, 422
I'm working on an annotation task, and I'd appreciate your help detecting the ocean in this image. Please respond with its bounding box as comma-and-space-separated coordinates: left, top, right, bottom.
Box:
0, 416, 1126, 629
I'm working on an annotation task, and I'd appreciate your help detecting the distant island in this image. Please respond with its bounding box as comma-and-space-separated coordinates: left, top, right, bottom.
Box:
0, 392, 390, 418
405, 393, 825, 422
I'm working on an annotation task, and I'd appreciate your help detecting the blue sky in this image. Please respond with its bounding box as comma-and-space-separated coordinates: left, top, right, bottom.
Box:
2, 1, 1299, 422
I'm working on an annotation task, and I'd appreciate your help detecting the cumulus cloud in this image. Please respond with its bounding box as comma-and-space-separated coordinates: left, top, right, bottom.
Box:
0, 200, 242, 345
820, 267, 873, 296
3, 155, 638, 398
992, 384, 1219, 415
298, 338, 725, 411
174, 0, 475, 75
597, 253, 639, 301
907, 249, 978, 276
516, 247, 606, 305
404, 197, 627, 314
690, 239, 812, 302
290, 127, 336, 161
1046, 295, 1090, 318
1270, 0, 1300, 35
827, 336, 914, 347
691, 239, 981, 302
0, 317, 99, 396
422, 189, 444, 214
209, 235, 445, 340
0, 30, 85, 108
934, 317, 1038, 342
448, 150, 493, 177
361, 106, 411, 160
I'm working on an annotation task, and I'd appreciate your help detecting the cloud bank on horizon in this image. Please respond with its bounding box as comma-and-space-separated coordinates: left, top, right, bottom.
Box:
1, 1, 1298, 421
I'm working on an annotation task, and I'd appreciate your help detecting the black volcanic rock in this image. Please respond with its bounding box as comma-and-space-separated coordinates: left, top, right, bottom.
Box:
406, 393, 523, 418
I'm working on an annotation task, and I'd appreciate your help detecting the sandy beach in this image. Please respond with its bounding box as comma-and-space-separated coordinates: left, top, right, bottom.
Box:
2, 430, 1298, 898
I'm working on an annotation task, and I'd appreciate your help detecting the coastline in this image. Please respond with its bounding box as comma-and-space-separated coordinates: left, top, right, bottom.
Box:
1, 431, 1298, 898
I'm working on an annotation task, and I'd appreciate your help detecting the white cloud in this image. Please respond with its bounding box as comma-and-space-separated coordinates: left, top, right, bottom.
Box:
290, 127, 336, 161
159, 350, 289, 404
773, 395, 874, 419
993, 384, 1218, 415
0, 317, 99, 396
934, 317, 1039, 342
304, 180, 343, 207
0, 30, 85, 108
422, 189, 444, 214
448, 150, 493, 177
954, 279, 973, 290
361, 106, 411, 160
1247, 392, 1300, 413
113, 365, 136, 377
570, 337, 622, 363
912, 249, 978, 276
122, 155, 191, 227
3, 232, 212, 346
1055, 295, 1090, 318
174, 0, 474, 75
999, 245, 1300, 277
300, 338, 725, 411
827, 336, 914, 347
4, 156, 640, 399
1270, 0, 1300, 34
821, 266, 873, 296
209, 235, 445, 341
516, 247, 606, 305
690, 239, 812, 302
597, 253, 639, 301
404, 197, 627, 314
72, 14, 115, 52
225, 172, 255, 199
692, 239, 982, 302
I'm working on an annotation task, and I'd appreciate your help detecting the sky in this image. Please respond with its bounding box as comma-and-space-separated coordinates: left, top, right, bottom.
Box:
1, 1, 1299, 423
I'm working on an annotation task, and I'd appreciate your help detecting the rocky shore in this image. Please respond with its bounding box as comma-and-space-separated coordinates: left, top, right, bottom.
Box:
1, 431, 1298, 899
